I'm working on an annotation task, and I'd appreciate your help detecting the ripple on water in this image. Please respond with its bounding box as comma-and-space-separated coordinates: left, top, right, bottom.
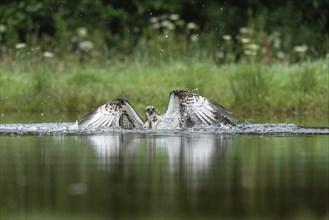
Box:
0, 122, 328, 135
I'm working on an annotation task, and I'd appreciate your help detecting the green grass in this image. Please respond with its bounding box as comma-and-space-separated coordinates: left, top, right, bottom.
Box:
0, 57, 328, 123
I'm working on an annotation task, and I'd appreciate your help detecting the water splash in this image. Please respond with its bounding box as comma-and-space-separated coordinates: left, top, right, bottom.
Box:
0, 122, 328, 135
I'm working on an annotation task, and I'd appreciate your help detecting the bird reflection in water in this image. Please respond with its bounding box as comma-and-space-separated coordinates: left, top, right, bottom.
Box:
85, 134, 235, 188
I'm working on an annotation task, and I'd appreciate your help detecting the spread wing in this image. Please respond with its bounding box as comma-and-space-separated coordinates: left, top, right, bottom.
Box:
78, 99, 143, 129
162, 90, 236, 128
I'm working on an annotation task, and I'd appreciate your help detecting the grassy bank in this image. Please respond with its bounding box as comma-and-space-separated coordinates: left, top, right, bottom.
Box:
0, 58, 328, 122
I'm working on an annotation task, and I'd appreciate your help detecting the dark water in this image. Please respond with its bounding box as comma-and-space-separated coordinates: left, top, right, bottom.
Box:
0, 132, 328, 220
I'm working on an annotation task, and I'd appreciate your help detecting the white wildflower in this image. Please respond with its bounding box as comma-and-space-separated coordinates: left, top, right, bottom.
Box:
161, 20, 175, 30
239, 27, 251, 34
149, 17, 159, 23
15, 43, 26, 49
223, 35, 232, 41
241, 38, 250, 44
76, 27, 88, 37
169, 14, 180, 21
0, 24, 6, 33
190, 34, 199, 42
293, 45, 308, 53
186, 22, 197, 30
43, 51, 54, 58
247, 43, 260, 51
79, 41, 94, 51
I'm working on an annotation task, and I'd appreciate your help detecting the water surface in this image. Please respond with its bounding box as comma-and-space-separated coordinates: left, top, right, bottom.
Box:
1, 133, 328, 220
1, 112, 329, 127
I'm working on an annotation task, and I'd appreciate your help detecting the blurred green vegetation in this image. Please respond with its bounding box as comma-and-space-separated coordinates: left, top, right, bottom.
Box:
0, 1, 328, 122
0, 0, 328, 63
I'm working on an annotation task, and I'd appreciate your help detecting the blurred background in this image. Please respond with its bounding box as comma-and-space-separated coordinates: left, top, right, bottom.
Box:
1, 0, 328, 62
0, 0, 328, 125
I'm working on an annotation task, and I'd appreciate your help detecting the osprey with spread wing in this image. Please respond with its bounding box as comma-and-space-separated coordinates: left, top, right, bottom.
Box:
78, 90, 236, 129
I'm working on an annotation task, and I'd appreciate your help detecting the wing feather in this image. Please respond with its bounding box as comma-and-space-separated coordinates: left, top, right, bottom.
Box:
198, 112, 209, 125
79, 99, 143, 129
193, 112, 204, 123
160, 90, 236, 128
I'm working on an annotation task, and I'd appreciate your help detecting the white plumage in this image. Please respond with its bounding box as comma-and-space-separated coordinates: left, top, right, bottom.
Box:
78, 99, 143, 129
78, 90, 236, 129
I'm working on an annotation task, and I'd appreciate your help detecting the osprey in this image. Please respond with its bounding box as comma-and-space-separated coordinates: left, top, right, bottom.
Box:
78, 90, 236, 129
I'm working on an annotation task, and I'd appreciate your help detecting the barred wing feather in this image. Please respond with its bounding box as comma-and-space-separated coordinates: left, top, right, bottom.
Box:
78, 99, 143, 129
159, 90, 236, 128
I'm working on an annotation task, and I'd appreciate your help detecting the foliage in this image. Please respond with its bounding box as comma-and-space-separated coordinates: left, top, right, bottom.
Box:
0, 0, 328, 63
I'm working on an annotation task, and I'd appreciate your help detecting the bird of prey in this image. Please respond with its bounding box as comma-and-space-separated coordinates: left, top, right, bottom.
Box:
78, 90, 236, 129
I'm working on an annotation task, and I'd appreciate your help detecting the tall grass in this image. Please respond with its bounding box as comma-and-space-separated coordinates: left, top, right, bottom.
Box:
1, 55, 328, 122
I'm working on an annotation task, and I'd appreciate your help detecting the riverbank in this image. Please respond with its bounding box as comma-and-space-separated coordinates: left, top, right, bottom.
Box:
1, 58, 328, 123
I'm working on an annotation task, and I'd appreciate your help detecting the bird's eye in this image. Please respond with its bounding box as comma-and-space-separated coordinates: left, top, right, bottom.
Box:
145, 106, 155, 114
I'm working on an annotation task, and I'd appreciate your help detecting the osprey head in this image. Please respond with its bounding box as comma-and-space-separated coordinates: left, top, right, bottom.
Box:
144, 106, 158, 129
145, 106, 156, 118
